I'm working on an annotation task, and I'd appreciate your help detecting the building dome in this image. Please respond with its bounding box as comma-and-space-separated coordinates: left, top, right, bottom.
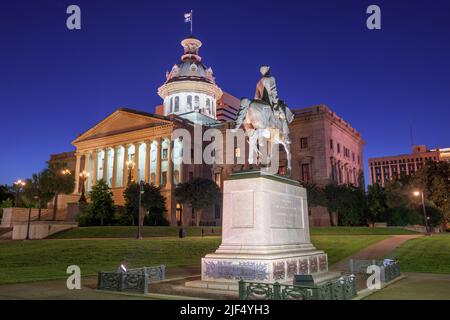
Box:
158, 36, 223, 122
164, 36, 216, 85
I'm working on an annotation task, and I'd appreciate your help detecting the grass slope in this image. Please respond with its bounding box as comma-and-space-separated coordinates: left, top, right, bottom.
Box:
0, 235, 389, 285
49, 226, 416, 239
387, 233, 450, 274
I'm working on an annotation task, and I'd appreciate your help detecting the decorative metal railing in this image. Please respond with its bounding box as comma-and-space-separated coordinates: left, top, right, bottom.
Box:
97, 265, 165, 294
380, 261, 401, 283
239, 275, 357, 300
349, 259, 401, 283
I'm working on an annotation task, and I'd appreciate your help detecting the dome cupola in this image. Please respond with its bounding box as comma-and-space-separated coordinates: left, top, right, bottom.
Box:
158, 36, 223, 122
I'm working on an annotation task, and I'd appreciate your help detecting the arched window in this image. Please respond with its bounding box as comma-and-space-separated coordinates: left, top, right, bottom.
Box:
175, 96, 180, 112
187, 95, 192, 110
194, 96, 200, 110
206, 98, 211, 114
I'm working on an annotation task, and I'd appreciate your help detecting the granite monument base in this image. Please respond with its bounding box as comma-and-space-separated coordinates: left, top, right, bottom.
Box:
186, 171, 329, 290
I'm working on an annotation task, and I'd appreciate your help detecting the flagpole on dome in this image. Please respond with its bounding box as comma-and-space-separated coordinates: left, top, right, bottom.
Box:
184, 10, 193, 35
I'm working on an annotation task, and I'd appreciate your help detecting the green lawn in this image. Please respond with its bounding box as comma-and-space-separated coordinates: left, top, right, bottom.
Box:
387, 233, 450, 274
49, 226, 222, 239
49, 226, 416, 239
0, 235, 389, 285
311, 227, 418, 235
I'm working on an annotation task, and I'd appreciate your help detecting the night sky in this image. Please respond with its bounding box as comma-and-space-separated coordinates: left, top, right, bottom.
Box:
1, 0, 450, 185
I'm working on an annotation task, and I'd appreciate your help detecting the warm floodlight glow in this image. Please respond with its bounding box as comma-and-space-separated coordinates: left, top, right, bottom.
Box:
413, 191, 421, 197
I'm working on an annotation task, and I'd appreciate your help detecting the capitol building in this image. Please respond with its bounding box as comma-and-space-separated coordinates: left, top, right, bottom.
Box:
54, 35, 365, 227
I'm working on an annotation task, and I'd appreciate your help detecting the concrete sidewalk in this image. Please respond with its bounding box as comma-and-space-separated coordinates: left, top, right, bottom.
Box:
330, 234, 422, 271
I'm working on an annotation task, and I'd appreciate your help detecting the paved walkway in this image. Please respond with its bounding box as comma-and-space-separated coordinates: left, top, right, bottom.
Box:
331, 234, 422, 272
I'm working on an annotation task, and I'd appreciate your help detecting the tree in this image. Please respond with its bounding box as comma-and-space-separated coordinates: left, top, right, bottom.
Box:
323, 184, 367, 226
414, 161, 450, 228
123, 182, 168, 226
0, 185, 13, 203
366, 184, 387, 225
40, 162, 75, 220
175, 178, 222, 226
82, 180, 115, 226
23, 173, 53, 220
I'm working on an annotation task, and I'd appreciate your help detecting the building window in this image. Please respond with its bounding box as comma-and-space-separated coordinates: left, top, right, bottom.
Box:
194, 96, 200, 110
330, 139, 334, 150
170, 97, 173, 113
176, 203, 183, 226
337, 143, 341, 154
161, 172, 167, 186
187, 95, 192, 110
162, 148, 168, 160
302, 163, 310, 182
214, 173, 221, 188
174, 96, 180, 112
352, 152, 355, 162
206, 98, 211, 114
300, 137, 308, 149
174, 170, 180, 185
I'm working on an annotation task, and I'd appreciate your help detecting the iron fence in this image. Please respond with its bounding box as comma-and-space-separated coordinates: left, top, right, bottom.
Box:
239, 274, 357, 300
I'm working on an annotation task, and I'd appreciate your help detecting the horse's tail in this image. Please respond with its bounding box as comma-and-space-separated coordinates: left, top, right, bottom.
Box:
235, 98, 251, 129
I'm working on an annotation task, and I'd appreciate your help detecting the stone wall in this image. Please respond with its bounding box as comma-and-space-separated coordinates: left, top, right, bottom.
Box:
12, 221, 78, 240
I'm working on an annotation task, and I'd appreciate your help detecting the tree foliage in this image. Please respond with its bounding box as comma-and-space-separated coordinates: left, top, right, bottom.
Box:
40, 162, 75, 220
175, 178, 222, 226
79, 180, 115, 226
123, 182, 168, 226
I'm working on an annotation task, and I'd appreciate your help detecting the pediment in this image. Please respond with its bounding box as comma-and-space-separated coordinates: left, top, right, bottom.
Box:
73, 108, 172, 144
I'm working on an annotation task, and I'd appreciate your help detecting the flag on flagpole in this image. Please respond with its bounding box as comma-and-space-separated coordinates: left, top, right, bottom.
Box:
184, 12, 192, 23
184, 10, 193, 34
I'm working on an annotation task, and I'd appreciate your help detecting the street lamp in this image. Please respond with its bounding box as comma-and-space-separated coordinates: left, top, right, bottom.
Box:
413, 190, 431, 236
126, 160, 135, 185
79, 171, 90, 203
14, 179, 26, 207
137, 180, 144, 240
61, 169, 71, 175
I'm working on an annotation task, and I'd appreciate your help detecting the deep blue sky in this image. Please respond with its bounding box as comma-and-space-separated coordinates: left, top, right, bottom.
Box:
1, 0, 450, 185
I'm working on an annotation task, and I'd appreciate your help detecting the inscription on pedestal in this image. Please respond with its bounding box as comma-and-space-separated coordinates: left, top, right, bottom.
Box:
270, 192, 303, 229
287, 260, 298, 278
309, 256, 318, 273
203, 260, 268, 281
273, 261, 285, 281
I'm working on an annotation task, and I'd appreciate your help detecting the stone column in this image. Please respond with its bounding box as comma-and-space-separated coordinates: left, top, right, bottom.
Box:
122, 145, 129, 187
167, 138, 173, 187
92, 149, 98, 185
74, 153, 81, 194
103, 148, 109, 185
112, 146, 118, 188
134, 143, 140, 183
156, 138, 162, 186
145, 141, 150, 183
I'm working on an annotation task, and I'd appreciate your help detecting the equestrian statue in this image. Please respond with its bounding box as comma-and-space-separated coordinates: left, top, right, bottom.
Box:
235, 66, 294, 175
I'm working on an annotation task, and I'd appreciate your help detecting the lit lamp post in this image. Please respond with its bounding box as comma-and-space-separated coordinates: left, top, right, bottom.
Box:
413, 191, 431, 236
126, 160, 135, 186
14, 179, 26, 207
137, 180, 144, 240
79, 171, 90, 203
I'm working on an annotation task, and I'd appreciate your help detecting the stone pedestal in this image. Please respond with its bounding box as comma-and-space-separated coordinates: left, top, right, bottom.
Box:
188, 171, 328, 289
